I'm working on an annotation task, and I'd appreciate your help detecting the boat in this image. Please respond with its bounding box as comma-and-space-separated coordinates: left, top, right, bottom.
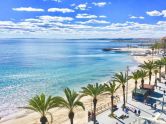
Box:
102, 48, 121, 51
131, 52, 147, 56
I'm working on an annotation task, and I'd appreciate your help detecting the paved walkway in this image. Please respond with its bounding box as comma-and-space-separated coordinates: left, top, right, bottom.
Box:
88, 81, 166, 124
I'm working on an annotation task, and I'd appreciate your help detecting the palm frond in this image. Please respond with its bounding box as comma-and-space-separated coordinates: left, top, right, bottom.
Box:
104, 80, 120, 95
21, 93, 55, 117
113, 72, 129, 86
53, 88, 85, 112
81, 83, 105, 98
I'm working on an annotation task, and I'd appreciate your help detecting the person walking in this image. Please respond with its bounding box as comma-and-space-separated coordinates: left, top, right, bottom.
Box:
138, 109, 141, 116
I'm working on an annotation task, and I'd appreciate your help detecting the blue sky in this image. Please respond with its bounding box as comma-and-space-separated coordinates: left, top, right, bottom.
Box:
0, 0, 166, 38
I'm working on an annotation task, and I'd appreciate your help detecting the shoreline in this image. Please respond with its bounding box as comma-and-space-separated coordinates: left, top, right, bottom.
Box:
0, 47, 161, 124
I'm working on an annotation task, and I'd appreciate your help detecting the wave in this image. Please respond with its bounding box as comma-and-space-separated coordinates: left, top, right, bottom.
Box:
3, 74, 39, 79
39, 53, 124, 59
128, 65, 139, 74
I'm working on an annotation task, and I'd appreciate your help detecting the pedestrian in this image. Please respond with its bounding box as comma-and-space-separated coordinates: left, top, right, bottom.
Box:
151, 103, 153, 108
138, 109, 141, 116
134, 109, 137, 114
126, 107, 129, 114
154, 104, 157, 110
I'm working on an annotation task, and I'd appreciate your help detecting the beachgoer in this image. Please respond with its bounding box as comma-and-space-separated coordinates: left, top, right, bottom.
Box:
144, 99, 146, 104
88, 111, 91, 117
138, 109, 141, 115
154, 104, 157, 110
151, 103, 153, 108
134, 109, 137, 114
126, 108, 129, 114
124, 108, 127, 113
159, 87, 161, 90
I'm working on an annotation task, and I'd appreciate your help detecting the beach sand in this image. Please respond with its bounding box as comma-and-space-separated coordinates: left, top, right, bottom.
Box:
0, 47, 162, 124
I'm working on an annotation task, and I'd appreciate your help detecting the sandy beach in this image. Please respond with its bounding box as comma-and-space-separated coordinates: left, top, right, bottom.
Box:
0, 0, 165, 123
0, 47, 162, 124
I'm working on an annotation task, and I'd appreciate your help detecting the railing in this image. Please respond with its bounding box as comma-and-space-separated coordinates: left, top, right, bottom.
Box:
96, 102, 112, 115
88, 97, 120, 122
88, 102, 112, 122
128, 118, 162, 124
129, 118, 145, 124
96, 96, 120, 115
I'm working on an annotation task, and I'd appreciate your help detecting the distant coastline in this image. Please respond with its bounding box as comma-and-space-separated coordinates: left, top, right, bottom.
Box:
0, 38, 160, 41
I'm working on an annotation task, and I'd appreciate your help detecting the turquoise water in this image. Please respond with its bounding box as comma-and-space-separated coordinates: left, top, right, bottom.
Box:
0, 39, 139, 116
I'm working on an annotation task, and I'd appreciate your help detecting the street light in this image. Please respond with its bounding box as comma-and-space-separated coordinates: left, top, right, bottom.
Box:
162, 90, 166, 111
126, 66, 130, 103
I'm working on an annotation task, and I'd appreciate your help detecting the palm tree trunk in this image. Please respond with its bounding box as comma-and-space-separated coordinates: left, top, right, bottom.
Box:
141, 78, 144, 88
69, 111, 74, 124
165, 65, 166, 75
149, 71, 152, 85
40, 116, 48, 124
122, 85, 126, 110
152, 49, 154, 57
158, 48, 159, 54
93, 98, 97, 124
135, 80, 137, 94
111, 95, 114, 116
159, 66, 161, 81
155, 73, 157, 86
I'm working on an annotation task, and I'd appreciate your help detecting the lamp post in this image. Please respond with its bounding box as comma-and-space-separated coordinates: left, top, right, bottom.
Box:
162, 90, 166, 111
126, 66, 130, 103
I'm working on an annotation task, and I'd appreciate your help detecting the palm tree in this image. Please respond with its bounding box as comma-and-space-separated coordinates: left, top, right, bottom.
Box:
161, 57, 166, 75
53, 88, 85, 124
139, 60, 156, 85
155, 59, 164, 81
104, 81, 120, 116
113, 72, 130, 110
138, 69, 147, 88
81, 83, 105, 124
131, 70, 140, 93
154, 69, 159, 86
151, 46, 154, 57
21, 94, 56, 124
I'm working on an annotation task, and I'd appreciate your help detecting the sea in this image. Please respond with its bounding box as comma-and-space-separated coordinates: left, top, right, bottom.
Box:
0, 38, 144, 117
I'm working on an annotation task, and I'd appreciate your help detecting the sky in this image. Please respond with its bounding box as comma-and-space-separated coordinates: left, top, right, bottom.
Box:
0, 0, 166, 38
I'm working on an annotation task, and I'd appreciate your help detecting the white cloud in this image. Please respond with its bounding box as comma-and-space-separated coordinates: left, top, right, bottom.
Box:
52, 0, 62, 2
48, 8, 74, 13
76, 14, 97, 19
12, 7, 44, 12
24, 18, 42, 23
0, 21, 14, 26
43, 0, 62, 2
1, 15, 166, 38
99, 15, 107, 18
162, 10, 166, 17
146, 10, 162, 16
39, 15, 73, 22
130, 16, 144, 19
75, 3, 89, 10
146, 9, 166, 17
77, 19, 110, 24
92, 2, 107, 7
157, 21, 166, 25
70, 4, 76, 7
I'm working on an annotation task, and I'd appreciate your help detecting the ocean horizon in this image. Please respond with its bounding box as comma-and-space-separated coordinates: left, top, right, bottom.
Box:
0, 39, 141, 117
